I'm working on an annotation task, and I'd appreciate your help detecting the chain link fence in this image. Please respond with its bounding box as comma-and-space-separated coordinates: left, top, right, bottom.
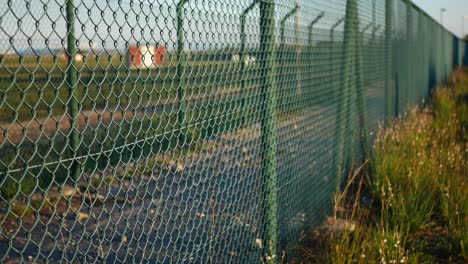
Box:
0, 0, 466, 262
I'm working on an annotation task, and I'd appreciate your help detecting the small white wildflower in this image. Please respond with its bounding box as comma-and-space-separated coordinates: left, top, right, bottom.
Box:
384, 239, 387, 243
361, 254, 366, 258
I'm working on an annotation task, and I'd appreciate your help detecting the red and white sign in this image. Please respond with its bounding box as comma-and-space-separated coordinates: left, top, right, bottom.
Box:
127, 44, 166, 69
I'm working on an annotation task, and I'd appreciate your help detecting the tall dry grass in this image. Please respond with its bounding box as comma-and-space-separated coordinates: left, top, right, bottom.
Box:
298, 68, 468, 263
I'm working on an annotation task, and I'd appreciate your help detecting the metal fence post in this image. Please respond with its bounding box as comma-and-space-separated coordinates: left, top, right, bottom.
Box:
362, 23, 373, 40
460, 39, 463, 68
371, 0, 376, 81
360, 22, 381, 84
371, 25, 381, 81
279, 4, 299, 112
330, 17, 345, 46
308, 12, 325, 46
294, 2, 301, 108
395, 73, 400, 117
66, 0, 80, 181
177, 0, 189, 143
259, 0, 277, 261
384, 0, 393, 123
240, 0, 259, 126
330, 18, 345, 99
460, 39, 464, 68
307, 12, 324, 104
404, 0, 412, 109
334, 0, 358, 182
355, 23, 372, 160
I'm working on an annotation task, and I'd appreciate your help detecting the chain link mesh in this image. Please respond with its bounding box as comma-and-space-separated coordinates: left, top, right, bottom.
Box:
0, 0, 466, 262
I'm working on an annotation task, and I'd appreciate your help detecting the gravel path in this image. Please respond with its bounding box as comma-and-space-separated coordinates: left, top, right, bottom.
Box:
0, 88, 386, 263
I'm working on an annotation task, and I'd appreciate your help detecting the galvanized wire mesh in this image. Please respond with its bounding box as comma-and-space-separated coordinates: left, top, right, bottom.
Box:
0, 0, 466, 262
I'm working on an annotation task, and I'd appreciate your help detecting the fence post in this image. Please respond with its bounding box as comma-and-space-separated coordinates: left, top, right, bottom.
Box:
259, 0, 277, 262
330, 18, 345, 99
294, 2, 301, 107
279, 4, 299, 112
66, 0, 80, 181
308, 12, 325, 46
356, 22, 376, 87
177, 0, 189, 143
404, 0, 412, 109
384, 0, 392, 123
460, 39, 463, 68
395, 73, 399, 117
355, 24, 373, 160
307, 12, 324, 104
362, 23, 373, 40
240, 0, 259, 126
371, 25, 381, 81
371, 0, 376, 81
334, 0, 358, 182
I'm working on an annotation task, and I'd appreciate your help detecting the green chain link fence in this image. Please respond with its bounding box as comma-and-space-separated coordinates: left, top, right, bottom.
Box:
0, 0, 466, 262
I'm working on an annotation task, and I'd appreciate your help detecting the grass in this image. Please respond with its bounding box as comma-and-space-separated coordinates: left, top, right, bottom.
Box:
297, 68, 468, 263
0, 48, 340, 123
0, 48, 335, 201
0, 52, 256, 200
0, 54, 252, 123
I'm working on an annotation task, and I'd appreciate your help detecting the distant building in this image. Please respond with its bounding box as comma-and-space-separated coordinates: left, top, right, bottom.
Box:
74, 53, 84, 62
127, 44, 166, 69
0, 50, 16, 62
61, 49, 86, 62
231, 53, 256, 66
0, 50, 16, 56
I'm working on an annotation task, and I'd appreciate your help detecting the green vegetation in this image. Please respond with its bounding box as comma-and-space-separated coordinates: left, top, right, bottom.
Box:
298, 68, 468, 263
0, 52, 257, 201
0, 53, 250, 122
0, 47, 330, 202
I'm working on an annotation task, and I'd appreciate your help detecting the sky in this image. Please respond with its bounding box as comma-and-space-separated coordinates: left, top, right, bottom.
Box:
413, 0, 468, 38
1, 0, 468, 53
